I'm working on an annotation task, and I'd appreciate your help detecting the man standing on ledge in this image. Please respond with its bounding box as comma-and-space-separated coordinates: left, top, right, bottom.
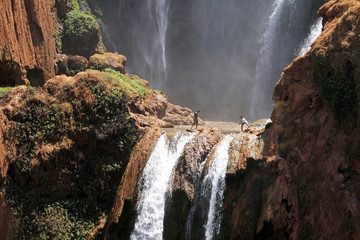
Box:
239, 115, 250, 132
191, 110, 200, 130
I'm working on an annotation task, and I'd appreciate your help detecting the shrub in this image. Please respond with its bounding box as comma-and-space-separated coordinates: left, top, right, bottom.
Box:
4, 72, 141, 239
64, 10, 98, 41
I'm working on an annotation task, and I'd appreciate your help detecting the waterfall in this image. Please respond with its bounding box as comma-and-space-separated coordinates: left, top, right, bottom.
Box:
297, 18, 323, 56
118, 0, 170, 90
131, 132, 195, 240
203, 135, 235, 240
250, 0, 327, 120
251, 0, 293, 120
99, 0, 325, 121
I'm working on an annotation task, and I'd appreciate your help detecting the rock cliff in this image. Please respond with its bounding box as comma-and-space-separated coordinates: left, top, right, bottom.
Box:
219, 0, 360, 239
1, 0, 360, 239
0, 0, 56, 85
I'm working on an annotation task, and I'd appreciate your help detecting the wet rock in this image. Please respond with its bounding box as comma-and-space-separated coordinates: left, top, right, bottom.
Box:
171, 129, 222, 199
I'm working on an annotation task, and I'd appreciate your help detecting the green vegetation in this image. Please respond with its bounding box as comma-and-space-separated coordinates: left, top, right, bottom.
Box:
56, 0, 101, 56
313, 50, 358, 123
65, 0, 80, 11
4, 69, 142, 239
312, 27, 360, 125
0, 86, 16, 98
64, 9, 98, 41
102, 69, 153, 98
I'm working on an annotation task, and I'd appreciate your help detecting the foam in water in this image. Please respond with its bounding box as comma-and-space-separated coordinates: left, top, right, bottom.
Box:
297, 18, 323, 56
203, 135, 235, 240
131, 132, 195, 240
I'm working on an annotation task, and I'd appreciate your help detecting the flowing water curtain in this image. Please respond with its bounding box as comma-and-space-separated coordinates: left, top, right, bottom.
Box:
250, 0, 328, 120
131, 132, 195, 240
118, 0, 170, 90
203, 135, 235, 240
297, 17, 323, 56
251, 0, 294, 120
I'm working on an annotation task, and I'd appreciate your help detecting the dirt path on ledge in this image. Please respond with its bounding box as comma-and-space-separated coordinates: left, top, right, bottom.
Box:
166, 121, 243, 134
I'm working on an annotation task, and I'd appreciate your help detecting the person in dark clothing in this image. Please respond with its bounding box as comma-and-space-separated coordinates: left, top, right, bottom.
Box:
191, 110, 200, 129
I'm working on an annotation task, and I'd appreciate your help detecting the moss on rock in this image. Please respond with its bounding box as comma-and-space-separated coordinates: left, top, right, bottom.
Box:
3, 69, 143, 239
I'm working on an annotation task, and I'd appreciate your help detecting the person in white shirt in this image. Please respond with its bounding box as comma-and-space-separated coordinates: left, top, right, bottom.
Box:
239, 115, 250, 132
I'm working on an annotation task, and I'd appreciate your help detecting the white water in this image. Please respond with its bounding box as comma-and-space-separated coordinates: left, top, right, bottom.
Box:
123, 0, 170, 90
297, 18, 323, 56
203, 135, 235, 240
131, 132, 195, 240
251, 0, 295, 120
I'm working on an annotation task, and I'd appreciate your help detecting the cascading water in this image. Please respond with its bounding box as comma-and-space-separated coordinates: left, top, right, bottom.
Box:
297, 18, 323, 56
117, 0, 170, 90
98, 0, 327, 121
250, 0, 327, 120
185, 134, 235, 239
131, 132, 195, 240
203, 135, 235, 240
251, 0, 293, 120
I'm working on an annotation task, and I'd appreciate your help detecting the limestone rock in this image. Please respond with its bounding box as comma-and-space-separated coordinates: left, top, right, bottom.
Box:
89, 52, 127, 73
171, 129, 222, 199
163, 103, 205, 125
222, 1, 360, 239
55, 54, 88, 76
0, 0, 56, 84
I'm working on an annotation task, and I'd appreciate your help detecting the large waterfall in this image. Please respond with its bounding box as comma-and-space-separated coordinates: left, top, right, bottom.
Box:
250, 0, 327, 120
251, 0, 290, 120
130, 130, 237, 240
131, 132, 195, 240
97, 0, 327, 121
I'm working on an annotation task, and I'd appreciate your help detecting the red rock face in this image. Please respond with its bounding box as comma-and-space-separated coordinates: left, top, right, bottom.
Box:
221, 1, 360, 239
261, 0, 360, 239
0, 0, 56, 84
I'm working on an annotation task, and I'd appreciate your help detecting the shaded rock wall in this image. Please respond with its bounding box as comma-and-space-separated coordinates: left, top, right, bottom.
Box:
0, 0, 56, 85
104, 127, 162, 240
220, 1, 360, 239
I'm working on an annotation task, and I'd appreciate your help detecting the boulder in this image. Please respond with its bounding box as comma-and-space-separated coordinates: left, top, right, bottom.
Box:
162, 103, 205, 125
55, 54, 88, 76
89, 52, 127, 73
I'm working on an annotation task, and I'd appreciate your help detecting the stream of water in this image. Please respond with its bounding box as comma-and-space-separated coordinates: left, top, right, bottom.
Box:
131, 132, 195, 240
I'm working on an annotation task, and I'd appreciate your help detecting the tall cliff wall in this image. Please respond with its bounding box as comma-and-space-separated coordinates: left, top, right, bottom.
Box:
0, 0, 56, 86
219, 0, 360, 239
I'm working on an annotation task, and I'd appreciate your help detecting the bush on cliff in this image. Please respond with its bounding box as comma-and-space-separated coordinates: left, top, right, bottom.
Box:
60, 0, 102, 57
4, 69, 148, 239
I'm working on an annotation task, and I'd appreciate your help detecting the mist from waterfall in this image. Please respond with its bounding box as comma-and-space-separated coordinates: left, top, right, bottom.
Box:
130, 132, 195, 240
297, 17, 323, 56
97, 0, 327, 121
